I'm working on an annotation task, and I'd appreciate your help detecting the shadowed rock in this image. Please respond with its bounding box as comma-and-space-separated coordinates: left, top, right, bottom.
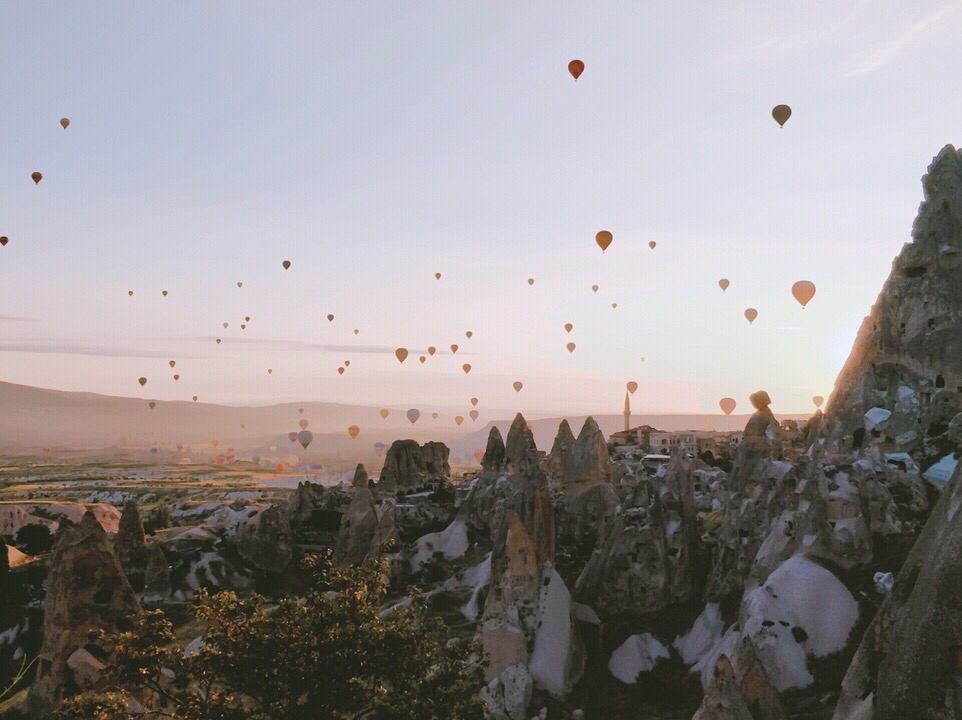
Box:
114, 500, 147, 591
235, 505, 292, 574
378, 440, 450, 492
547, 419, 576, 479
562, 416, 612, 491
481, 426, 506, 472
504, 414, 540, 476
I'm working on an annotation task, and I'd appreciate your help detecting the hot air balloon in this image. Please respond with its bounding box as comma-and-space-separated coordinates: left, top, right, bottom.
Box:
288, 432, 298, 443
347, 425, 360, 439
169, 360, 176, 368
791, 280, 816, 308
596, 231, 613, 252
31, 172, 42, 185
435, 272, 441, 280
173, 374, 179, 381
611, 303, 618, 309
470, 410, 479, 421
0, 237, 8, 247
432, 412, 438, 419
298, 430, 313, 449
60, 118, 69, 129
719, 397, 736, 415
128, 290, 133, 296
270, 445, 277, 452
275, 463, 284, 472
591, 285, 599, 293
419, 356, 426, 363
813, 395, 824, 408
211, 439, 219, 448
627, 381, 638, 394
650, 241, 658, 250
354, 328, 359, 335
513, 381, 523, 392
282, 260, 292, 270
428, 346, 436, 356
407, 409, 420, 424
344, 360, 350, 367
216, 339, 221, 344
772, 104, 792, 127
395, 348, 408, 363
380, 409, 389, 419
528, 278, 534, 286
237, 281, 243, 288
299, 419, 309, 429
566, 342, 576, 353
267, 368, 272, 374
568, 59, 584, 80
327, 314, 334, 322
240, 424, 245, 429
564, 323, 573, 333
463, 364, 472, 374
148, 402, 155, 409
465, 330, 473, 339
297, 407, 304, 414
718, 278, 730, 291
138, 377, 147, 387
451, 415, 462, 426
473, 450, 483, 462
162, 290, 168, 296
470, 397, 478, 407
245, 316, 250, 322
223, 322, 228, 329
451, 344, 459, 353
192, 396, 198, 402
744, 308, 758, 324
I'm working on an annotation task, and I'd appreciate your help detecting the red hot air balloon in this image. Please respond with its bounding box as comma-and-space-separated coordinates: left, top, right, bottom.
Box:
568, 59, 584, 80
792, 280, 816, 308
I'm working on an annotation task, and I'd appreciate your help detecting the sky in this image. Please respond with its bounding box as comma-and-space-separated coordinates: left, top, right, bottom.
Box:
1, 1, 961, 419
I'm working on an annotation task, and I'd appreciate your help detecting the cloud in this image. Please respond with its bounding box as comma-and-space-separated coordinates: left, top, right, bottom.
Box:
0, 339, 205, 359
0, 315, 33, 322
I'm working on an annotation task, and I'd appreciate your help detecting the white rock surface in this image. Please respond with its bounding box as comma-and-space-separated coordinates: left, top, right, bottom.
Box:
608, 633, 670, 684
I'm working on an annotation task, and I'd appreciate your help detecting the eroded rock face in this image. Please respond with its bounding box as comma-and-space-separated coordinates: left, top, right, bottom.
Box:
824, 145, 962, 460
114, 500, 147, 591
334, 482, 381, 565
504, 414, 540, 477
143, 541, 171, 602
286, 480, 322, 530
482, 426, 507, 472
547, 419, 576, 480
28, 512, 140, 718
378, 440, 450, 492
235, 505, 293, 574
562, 417, 612, 492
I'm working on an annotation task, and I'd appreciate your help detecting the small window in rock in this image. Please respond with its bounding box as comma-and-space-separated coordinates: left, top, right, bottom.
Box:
899, 323, 906, 334
936, 375, 945, 389
93, 587, 112, 604
853, 428, 866, 449
928, 318, 936, 329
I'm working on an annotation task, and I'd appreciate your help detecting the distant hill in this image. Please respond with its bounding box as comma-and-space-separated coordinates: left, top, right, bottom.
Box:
0, 381, 810, 465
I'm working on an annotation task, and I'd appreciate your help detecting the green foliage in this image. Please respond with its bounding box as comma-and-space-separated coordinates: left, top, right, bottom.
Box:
56, 553, 488, 720
15, 524, 53, 555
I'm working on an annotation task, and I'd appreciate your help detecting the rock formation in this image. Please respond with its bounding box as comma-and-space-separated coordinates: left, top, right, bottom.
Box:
335, 469, 382, 565
504, 414, 541, 477
482, 426, 507, 472
547, 419, 576, 480
142, 541, 171, 602
286, 480, 323, 531
235, 504, 293, 574
114, 500, 147, 591
378, 440, 450, 492
28, 511, 140, 718
561, 416, 612, 492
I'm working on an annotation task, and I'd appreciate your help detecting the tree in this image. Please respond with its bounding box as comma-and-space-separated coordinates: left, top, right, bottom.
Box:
15, 523, 53, 555
55, 553, 489, 720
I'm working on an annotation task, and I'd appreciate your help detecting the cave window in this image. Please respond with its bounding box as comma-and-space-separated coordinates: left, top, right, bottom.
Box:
878, 378, 889, 392
937, 375, 946, 389
899, 323, 906, 335
928, 318, 936, 329
852, 428, 866, 450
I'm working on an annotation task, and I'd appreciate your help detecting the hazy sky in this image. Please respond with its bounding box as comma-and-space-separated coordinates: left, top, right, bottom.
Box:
1, 1, 961, 419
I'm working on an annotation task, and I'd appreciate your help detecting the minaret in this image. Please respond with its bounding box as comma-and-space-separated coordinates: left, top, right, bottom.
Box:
624, 391, 630, 432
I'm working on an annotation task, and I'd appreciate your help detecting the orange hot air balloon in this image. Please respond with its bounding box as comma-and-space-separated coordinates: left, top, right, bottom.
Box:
407, 408, 420, 424
31, 172, 42, 184
138, 377, 147, 387
275, 463, 284, 472
432, 412, 438, 419
127, 290, 133, 296
513, 381, 523, 392
192, 396, 198, 402
719, 397, 736, 415
465, 330, 473, 339
299, 419, 309, 430
60, 118, 69, 129
566, 342, 576, 353
0, 237, 7, 247
473, 450, 483, 462
245, 316, 250, 322
772, 104, 792, 127
427, 346, 436, 356
591, 284, 599, 293
344, 360, 350, 367
148, 402, 155, 409
395, 348, 408, 363
169, 360, 176, 368
791, 280, 816, 308
564, 323, 573, 333
267, 368, 272, 374
347, 425, 360, 439
463, 363, 472, 374
240, 325, 246, 330
627, 381, 638, 394
813, 395, 824, 408
216, 339, 221, 344
455, 416, 463, 426
450, 344, 459, 354
568, 59, 584, 80
469, 410, 479, 421
611, 303, 618, 309
337, 366, 344, 375
744, 308, 758, 324
596, 231, 613, 252
237, 281, 243, 287
528, 278, 535, 286
470, 397, 478, 407
380, 408, 389, 419
435, 272, 441, 280
327, 314, 334, 322
173, 374, 179, 381
419, 356, 426, 363
223, 322, 228, 329
718, 278, 730, 291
